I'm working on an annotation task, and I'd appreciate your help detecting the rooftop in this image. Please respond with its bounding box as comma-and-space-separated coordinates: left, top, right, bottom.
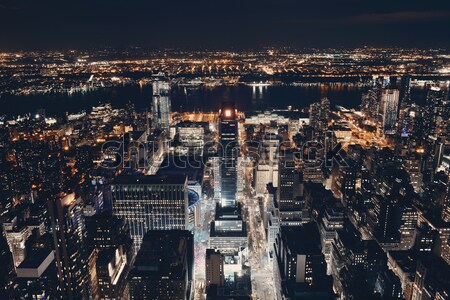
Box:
112, 174, 187, 185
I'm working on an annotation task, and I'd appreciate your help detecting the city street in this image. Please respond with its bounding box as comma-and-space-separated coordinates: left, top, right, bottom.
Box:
194, 195, 216, 300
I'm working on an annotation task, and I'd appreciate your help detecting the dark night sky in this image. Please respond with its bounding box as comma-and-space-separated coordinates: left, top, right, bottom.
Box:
1, 0, 450, 50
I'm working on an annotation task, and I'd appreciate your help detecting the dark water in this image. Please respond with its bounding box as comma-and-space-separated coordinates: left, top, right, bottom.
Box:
0, 84, 429, 117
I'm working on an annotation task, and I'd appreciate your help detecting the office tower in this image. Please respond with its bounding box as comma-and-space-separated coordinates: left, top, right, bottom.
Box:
152, 76, 171, 131
2, 206, 45, 268
414, 223, 437, 253
411, 256, 450, 300
265, 187, 281, 261
309, 103, 321, 130
336, 160, 357, 204
48, 193, 89, 300
0, 236, 15, 299
14, 249, 58, 299
86, 212, 134, 257
209, 203, 248, 251
277, 149, 300, 210
128, 230, 194, 300
369, 194, 418, 249
85, 212, 134, 299
319, 207, 344, 275
111, 174, 188, 252
380, 89, 400, 134
331, 221, 387, 298
423, 87, 449, 138
212, 156, 222, 201
277, 149, 304, 225
218, 102, 239, 207
174, 121, 207, 156
255, 131, 280, 195
361, 88, 381, 124
309, 97, 330, 133
274, 223, 334, 299
96, 246, 129, 300
205, 249, 225, 289
403, 153, 423, 193
374, 268, 403, 300
398, 205, 419, 250
397, 75, 412, 133
443, 186, 450, 222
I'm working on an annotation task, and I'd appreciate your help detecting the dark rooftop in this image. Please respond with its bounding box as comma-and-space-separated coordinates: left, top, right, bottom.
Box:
130, 230, 193, 280
156, 154, 204, 183
17, 248, 53, 269
112, 174, 187, 185
280, 222, 322, 254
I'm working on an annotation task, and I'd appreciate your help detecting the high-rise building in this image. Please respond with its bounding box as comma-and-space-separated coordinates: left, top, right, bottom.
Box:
2, 207, 45, 268
0, 235, 15, 299
14, 249, 58, 299
396, 75, 412, 133
381, 89, 400, 134
361, 88, 381, 124
205, 249, 225, 289
128, 230, 194, 300
319, 207, 344, 275
274, 223, 334, 299
369, 194, 418, 249
277, 149, 300, 211
331, 220, 387, 297
403, 153, 423, 193
218, 102, 239, 207
152, 76, 171, 131
423, 87, 449, 139
413, 223, 437, 253
96, 246, 129, 300
85, 212, 134, 299
111, 174, 188, 252
336, 160, 357, 204
48, 193, 89, 300
443, 186, 450, 222
277, 149, 304, 225
86, 212, 134, 257
411, 256, 450, 300
209, 203, 248, 251
309, 97, 330, 135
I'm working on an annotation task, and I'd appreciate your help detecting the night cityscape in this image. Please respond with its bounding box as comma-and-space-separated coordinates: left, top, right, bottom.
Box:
1, 1, 450, 300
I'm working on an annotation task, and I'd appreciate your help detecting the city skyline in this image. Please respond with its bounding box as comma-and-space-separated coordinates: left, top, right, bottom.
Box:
2, 2, 450, 300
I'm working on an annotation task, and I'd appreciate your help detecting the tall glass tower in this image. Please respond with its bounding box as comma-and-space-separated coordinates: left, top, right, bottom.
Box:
152, 76, 171, 132
48, 193, 89, 300
381, 88, 400, 134
218, 102, 239, 207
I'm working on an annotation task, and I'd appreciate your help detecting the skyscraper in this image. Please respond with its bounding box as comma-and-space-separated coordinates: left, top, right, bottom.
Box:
14, 249, 58, 299
423, 87, 449, 138
381, 89, 400, 134
152, 75, 171, 131
205, 249, 225, 289
277, 149, 298, 211
277, 149, 304, 225
0, 235, 14, 299
48, 193, 89, 300
96, 246, 130, 300
128, 230, 194, 300
85, 212, 134, 299
274, 223, 334, 299
361, 88, 380, 124
218, 102, 239, 207
111, 174, 188, 252
336, 159, 357, 204
309, 97, 331, 138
